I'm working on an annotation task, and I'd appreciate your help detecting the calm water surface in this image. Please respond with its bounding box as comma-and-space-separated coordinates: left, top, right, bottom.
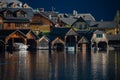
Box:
0, 50, 120, 80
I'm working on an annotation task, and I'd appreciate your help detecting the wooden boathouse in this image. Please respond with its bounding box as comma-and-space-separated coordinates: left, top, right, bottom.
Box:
0, 28, 119, 52
38, 28, 94, 51
38, 28, 111, 52
0, 29, 38, 51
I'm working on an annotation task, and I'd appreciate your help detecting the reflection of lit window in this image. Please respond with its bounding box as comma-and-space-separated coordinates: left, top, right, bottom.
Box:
96, 34, 103, 38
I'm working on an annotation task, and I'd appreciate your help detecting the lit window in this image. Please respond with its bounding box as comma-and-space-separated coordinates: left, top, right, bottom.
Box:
96, 34, 103, 38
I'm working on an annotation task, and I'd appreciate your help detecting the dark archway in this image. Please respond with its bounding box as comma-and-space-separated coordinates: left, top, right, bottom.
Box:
27, 39, 37, 50
66, 35, 76, 47
78, 43, 82, 51
7, 38, 25, 50
7, 38, 13, 50
14, 38, 24, 43
38, 39, 49, 48
98, 42, 107, 51
53, 43, 64, 51
0, 41, 5, 52
78, 43, 89, 51
92, 42, 97, 47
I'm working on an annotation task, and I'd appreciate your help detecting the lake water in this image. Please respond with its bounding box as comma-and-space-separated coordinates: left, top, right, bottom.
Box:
0, 50, 120, 80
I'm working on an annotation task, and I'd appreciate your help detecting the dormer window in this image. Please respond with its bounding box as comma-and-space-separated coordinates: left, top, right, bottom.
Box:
23, 3, 30, 8
0, 2, 3, 8
12, 3, 17, 8
7, 2, 17, 8
96, 34, 103, 38
17, 11, 21, 17
3, 11, 7, 16
16, 10, 27, 17
3, 10, 13, 17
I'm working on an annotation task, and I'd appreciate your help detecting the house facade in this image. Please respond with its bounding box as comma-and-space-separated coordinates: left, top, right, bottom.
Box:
0, 29, 38, 51
30, 11, 54, 34
90, 21, 119, 35
71, 17, 90, 30
37, 36, 49, 49
91, 30, 108, 51
38, 28, 108, 51
0, 1, 34, 30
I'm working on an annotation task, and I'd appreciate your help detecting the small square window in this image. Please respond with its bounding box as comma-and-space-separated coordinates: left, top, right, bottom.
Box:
96, 34, 103, 38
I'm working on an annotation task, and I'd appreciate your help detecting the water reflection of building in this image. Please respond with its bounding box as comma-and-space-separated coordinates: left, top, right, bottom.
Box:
91, 51, 108, 80
0, 50, 120, 80
0, 52, 20, 80
91, 50, 120, 80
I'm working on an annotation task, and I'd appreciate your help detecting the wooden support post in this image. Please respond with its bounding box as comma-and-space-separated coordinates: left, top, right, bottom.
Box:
49, 42, 51, 54
12, 38, 14, 44
76, 43, 78, 53
82, 43, 86, 53
24, 39, 27, 45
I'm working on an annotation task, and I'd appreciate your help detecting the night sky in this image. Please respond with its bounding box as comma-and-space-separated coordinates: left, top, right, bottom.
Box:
20, 0, 120, 21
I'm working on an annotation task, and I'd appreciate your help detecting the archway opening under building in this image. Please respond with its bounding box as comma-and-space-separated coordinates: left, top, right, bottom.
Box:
66, 35, 76, 47
98, 42, 107, 51
0, 41, 5, 52
27, 39, 37, 50
53, 43, 64, 51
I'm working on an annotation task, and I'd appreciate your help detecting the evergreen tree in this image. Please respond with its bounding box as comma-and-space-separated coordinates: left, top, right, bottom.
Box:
114, 10, 120, 23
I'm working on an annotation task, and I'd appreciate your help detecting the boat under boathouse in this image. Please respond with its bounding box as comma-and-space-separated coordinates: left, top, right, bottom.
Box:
0, 29, 38, 51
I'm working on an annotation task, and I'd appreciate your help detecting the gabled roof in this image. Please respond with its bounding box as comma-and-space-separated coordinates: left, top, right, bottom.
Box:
0, 0, 21, 4
40, 11, 58, 17
33, 11, 54, 24
50, 28, 71, 36
78, 36, 89, 43
38, 35, 49, 43
39, 11, 59, 23
90, 21, 118, 29
59, 17, 77, 26
19, 29, 31, 35
0, 29, 39, 41
0, 0, 32, 8
77, 30, 95, 41
20, 29, 39, 39
94, 30, 104, 34
106, 34, 120, 41
77, 13, 96, 21
71, 17, 86, 26
0, 29, 27, 41
51, 37, 65, 45
47, 28, 71, 42
7, 2, 19, 8
47, 35, 57, 42
0, 8, 34, 20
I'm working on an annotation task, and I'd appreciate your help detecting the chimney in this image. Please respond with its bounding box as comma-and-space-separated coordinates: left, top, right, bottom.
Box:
73, 10, 77, 16
49, 15, 52, 20
19, 3, 22, 8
